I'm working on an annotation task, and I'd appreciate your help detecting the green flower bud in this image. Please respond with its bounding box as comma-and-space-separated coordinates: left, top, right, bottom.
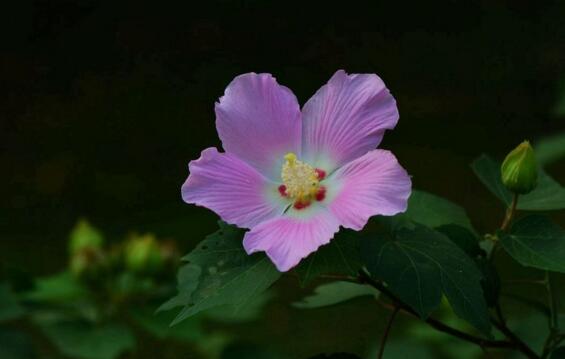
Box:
70, 248, 105, 279
124, 234, 164, 274
501, 141, 538, 194
69, 219, 104, 254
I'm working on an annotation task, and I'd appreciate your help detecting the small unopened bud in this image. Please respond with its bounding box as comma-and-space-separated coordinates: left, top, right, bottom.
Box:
501, 141, 538, 194
70, 248, 105, 279
69, 219, 104, 255
124, 234, 164, 274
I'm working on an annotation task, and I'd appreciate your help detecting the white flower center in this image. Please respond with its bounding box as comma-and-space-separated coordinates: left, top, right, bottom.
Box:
279, 153, 326, 210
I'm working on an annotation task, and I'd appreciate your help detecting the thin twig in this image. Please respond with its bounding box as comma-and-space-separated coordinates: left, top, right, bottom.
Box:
377, 305, 400, 359
492, 318, 540, 359
358, 271, 517, 350
317, 270, 540, 357
493, 193, 544, 359
425, 315, 516, 349
491, 302, 541, 359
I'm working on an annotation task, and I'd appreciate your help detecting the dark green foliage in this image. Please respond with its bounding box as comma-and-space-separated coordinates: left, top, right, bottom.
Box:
437, 225, 500, 307
295, 231, 362, 286
38, 321, 135, 359
436, 224, 483, 258
0, 328, 35, 359
499, 215, 565, 273
362, 222, 491, 335
129, 307, 205, 342
551, 346, 565, 359
0, 283, 25, 322
163, 222, 281, 325
535, 131, 565, 166
474, 258, 501, 308
400, 190, 475, 231
472, 155, 565, 210
293, 281, 378, 309
24, 272, 88, 303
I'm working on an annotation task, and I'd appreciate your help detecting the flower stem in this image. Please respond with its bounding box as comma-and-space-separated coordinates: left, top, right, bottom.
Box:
501, 193, 519, 231
377, 305, 400, 359
491, 318, 540, 359
358, 270, 540, 358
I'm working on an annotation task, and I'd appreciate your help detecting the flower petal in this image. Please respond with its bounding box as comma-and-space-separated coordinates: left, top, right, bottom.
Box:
215, 73, 302, 180
325, 149, 411, 230
243, 206, 340, 272
301, 70, 399, 171
182, 147, 287, 228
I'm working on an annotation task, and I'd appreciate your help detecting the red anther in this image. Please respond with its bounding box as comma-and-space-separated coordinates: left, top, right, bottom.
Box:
315, 186, 326, 201
293, 200, 310, 210
278, 185, 287, 196
315, 168, 326, 180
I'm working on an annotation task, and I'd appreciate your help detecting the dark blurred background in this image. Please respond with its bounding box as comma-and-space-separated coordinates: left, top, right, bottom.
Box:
1, 1, 564, 358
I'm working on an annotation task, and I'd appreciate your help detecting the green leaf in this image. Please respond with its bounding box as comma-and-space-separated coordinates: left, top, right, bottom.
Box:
475, 258, 501, 308
197, 333, 233, 359
471, 155, 512, 205
158, 264, 201, 312
0, 328, 35, 359
205, 290, 273, 323
111, 272, 155, 297
0, 283, 25, 322
471, 154, 565, 210
295, 231, 362, 286
39, 321, 135, 359
516, 173, 565, 210
362, 222, 491, 335
436, 224, 483, 258
406, 305, 483, 359
435, 225, 500, 307
402, 190, 474, 231
551, 347, 565, 359
293, 281, 378, 309
129, 307, 205, 342
167, 222, 281, 325
535, 132, 565, 166
499, 215, 565, 273
133, 306, 235, 357
24, 272, 88, 303
507, 312, 548, 356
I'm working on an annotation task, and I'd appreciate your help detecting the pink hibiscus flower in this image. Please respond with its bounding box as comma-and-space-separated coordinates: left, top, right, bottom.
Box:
182, 70, 412, 272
